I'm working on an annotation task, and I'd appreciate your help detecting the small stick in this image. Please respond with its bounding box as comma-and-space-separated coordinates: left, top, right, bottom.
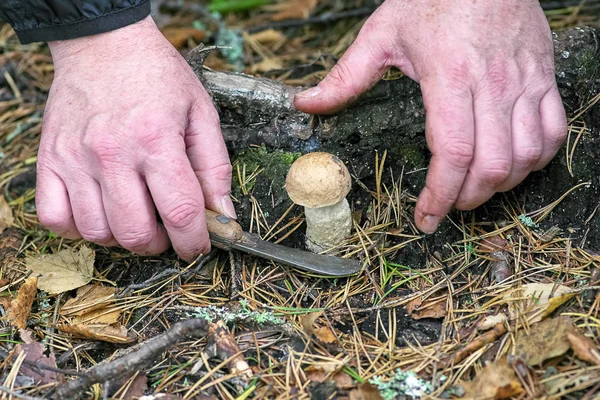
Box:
445, 322, 508, 367
205, 320, 252, 379
53, 318, 212, 400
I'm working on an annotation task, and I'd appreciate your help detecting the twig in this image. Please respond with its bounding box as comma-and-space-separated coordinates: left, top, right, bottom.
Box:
117, 251, 216, 297
444, 322, 508, 367
52, 318, 212, 400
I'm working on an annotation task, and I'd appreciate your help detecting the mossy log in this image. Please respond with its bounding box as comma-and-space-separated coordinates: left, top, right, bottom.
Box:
188, 27, 600, 249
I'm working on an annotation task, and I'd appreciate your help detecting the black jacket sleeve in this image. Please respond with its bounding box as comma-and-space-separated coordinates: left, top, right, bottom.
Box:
0, 0, 151, 44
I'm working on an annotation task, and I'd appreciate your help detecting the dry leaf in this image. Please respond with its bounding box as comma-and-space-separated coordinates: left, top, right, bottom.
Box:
13, 333, 61, 385
161, 27, 205, 49
405, 296, 447, 319
478, 313, 508, 331
567, 330, 600, 365
107, 372, 148, 400
349, 383, 384, 400
62, 284, 116, 315
0, 195, 14, 234
27, 245, 95, 294
8, 276, 37, 329
251, 57, 284, 73
314, 326, 337, 343
514, 316, 573, 365
301, 310, 323, 336
0, 296, 12, 311
334, 371, 354, 389
247, 29, 285, 44
460, 357, 524, 399
62, 284, 120, 324
505, 283, 576, 323
58, 323, 135, 344
264, 0, 318, 21
306, 367, 327, 383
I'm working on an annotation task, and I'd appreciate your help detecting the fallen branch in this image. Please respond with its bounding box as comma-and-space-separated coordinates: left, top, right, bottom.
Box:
52, 318, 212, 399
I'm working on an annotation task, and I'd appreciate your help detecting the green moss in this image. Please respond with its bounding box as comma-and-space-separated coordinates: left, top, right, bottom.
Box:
395, 143, 426, 169
232, 146, 302, 195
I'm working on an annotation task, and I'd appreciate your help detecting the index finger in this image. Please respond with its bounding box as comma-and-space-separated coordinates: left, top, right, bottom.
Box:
414, 79, 475, 233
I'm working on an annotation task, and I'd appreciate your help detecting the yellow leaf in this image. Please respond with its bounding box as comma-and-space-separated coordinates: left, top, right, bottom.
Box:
8, 276, 37, 329
161, 27, 205, 49
57, 323, 135, 344
26, 246, 95, 294
250, 57, 283, 73
505, 283, 576, 323
264, 0, 318, 21
0, 195, 14, 234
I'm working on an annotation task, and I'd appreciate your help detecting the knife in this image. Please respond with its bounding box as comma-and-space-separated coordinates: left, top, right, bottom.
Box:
205, 209, 362, 276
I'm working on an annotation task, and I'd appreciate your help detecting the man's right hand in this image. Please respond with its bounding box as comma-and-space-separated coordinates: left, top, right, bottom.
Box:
37, 16, 234, 262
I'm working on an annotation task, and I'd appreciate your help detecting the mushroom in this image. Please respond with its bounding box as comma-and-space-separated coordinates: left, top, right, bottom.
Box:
285, 152, 352, 253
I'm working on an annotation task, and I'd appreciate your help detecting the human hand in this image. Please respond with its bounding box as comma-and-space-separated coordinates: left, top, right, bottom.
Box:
37, 16, 234, 261
294, 0, 567, 233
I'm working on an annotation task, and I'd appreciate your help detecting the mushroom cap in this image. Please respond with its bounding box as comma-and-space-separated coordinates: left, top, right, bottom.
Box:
285, 152, 351, 208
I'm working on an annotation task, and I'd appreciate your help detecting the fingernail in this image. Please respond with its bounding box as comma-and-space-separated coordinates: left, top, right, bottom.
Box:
221, 196, 237, 220
296, 86, 321, 98
421, 215, 441, 234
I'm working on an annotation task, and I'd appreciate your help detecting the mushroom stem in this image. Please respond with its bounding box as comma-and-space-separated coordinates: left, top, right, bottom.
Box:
304, 198, 352, 253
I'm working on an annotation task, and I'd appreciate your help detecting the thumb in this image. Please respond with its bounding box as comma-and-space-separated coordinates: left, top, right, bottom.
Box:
294, 27, 391, 115
186, 100, 236, 219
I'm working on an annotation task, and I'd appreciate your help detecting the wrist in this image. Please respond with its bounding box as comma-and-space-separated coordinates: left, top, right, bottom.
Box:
48, 16, 160, 67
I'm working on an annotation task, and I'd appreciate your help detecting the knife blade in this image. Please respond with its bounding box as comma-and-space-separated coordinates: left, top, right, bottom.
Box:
205, 209, 362, 276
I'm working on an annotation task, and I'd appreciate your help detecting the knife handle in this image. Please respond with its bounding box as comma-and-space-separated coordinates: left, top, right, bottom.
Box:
205, 209, 244, 250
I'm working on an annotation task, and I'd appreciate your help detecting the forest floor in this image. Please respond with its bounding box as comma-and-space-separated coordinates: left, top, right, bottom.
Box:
1, 1, 600, 399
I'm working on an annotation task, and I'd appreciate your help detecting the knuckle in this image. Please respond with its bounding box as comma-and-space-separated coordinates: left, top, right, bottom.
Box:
200, 161, 233, 181
328, 61, 359, 95
118, 230, 155, 251
478, 161, 511, 186
38, 212, 70, 233
88, 135, 122, 166
80, 228, 113, 244
440, 141, 474, 170
514, 146, 543, 168
445, 60, 472, 93
162, 200, 202, 230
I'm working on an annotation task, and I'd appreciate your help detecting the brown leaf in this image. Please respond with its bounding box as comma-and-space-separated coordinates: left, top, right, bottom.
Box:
161, 27, 205, 49
514, 316, 573, 366
27, 245, 95, 294
405, 296, 447, 319
250, 57, 284, 74
57, 323, 136, 344
334, 371, 355, 389
247, 29, 285, 44
300, 310, 323, 336
8, 276, 37, 329
13, 334, 61, 385
349, 383, 384, 400
107, 372, 148, 400
264, 0, 318, 21
314, 326, 337, 343
567, 330, 600, 365
306, 367, 327, 383
0, 296, 12, 311
0, 195, 14, 234
460, 357, 524, 399
62, 284, 120, 324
